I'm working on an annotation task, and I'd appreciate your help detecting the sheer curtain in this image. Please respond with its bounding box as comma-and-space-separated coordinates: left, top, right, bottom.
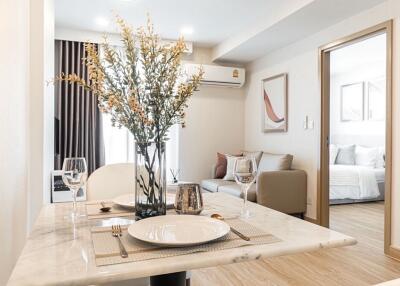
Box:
102, 115, 180, 182
100, 46, 180, 182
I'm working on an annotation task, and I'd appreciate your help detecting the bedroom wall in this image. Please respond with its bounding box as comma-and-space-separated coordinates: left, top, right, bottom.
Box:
330, 35, 386, 148
330, 67, 386, 147
244, 0, 400, 240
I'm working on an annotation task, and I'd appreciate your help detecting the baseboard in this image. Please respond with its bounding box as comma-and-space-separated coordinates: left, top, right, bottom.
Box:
386, 246, 400, 261
304, 216, 318, 224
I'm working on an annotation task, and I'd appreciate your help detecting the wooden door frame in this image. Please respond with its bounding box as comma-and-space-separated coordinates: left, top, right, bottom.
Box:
317, 20, 396, 257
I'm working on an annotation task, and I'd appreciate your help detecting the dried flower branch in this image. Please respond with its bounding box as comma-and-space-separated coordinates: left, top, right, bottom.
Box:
55, 15, 203, 144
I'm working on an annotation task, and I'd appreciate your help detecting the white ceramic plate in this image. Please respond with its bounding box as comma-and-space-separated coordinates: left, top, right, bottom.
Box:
112, 193, 175, 209
128, 215, 230, 247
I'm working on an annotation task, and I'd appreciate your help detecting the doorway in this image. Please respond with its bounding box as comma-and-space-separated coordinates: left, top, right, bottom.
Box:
318, 21, 393, 256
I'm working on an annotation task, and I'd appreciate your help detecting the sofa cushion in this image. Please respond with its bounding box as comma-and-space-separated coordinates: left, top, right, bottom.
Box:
218, 184, 256, 202
258, 152, 293, 172
215, 152, 227, 179
200, 179, 236, 193
242, 150, 263, 166
223, 155, 239, 181
214, 152, 242, 179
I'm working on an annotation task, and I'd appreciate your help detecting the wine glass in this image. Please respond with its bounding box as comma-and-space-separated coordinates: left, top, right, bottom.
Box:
62, 157, 88, 220
233, 157, 257, 219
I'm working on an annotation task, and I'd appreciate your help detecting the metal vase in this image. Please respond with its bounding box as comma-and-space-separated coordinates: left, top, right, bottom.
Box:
174, 183, 204, 215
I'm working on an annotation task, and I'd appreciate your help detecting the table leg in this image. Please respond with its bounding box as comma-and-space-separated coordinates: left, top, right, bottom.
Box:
150, 271, 187, 286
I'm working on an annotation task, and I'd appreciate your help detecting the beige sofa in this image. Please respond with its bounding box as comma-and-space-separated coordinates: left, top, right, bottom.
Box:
201, 152, 307, 216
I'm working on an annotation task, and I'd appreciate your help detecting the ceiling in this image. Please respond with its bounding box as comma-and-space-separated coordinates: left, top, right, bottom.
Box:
55, 0, 387, 64
55, 0, 294, 47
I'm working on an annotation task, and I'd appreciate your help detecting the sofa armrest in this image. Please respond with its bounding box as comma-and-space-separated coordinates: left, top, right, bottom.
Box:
211, 164, 217, 179
256, 170, 307, 214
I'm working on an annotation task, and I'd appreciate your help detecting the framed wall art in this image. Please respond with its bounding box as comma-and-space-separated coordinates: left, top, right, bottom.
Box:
262, 73, 288, 132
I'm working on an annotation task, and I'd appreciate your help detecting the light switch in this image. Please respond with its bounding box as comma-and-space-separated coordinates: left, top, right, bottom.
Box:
309, 119, 314, 129
304, 115, 309, 129
303, 116, 314, 130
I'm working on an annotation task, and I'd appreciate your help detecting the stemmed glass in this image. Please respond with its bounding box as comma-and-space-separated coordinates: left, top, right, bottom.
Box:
233, 157, 257, 219
62, 157, 88, 220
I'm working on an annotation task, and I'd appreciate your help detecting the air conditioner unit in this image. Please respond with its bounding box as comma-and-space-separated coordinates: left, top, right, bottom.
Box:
184, 64, 245, 88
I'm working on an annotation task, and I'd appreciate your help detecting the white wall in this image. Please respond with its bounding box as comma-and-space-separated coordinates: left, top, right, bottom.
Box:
245, 50, 319, 217
330, 65, 386, 147
179, 48, 245, 183
0, 0, 29, 284
29, 0, 55, 229
0, 0, 54, 283
330, 34, 386, 147
244, 0, 400, 237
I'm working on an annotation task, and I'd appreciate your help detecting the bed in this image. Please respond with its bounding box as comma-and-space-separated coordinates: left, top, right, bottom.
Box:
329, 164, 385, 205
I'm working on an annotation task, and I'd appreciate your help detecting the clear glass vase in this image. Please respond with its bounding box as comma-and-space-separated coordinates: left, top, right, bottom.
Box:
135, 141, 167, 219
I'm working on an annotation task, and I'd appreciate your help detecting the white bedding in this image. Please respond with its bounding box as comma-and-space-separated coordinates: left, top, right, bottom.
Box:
330, 165, 383, 200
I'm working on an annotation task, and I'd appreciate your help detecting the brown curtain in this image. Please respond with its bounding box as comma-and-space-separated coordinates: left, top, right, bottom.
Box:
54, 40, 105, 175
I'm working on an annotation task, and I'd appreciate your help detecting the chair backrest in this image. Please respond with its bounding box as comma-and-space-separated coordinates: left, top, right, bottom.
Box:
86, 163, 135, 201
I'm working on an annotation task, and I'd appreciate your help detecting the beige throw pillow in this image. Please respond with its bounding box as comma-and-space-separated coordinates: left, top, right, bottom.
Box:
223, 155, 239, 181
258, 152, 293, 172
242, 150, 263, 166
236, 159, 251, 173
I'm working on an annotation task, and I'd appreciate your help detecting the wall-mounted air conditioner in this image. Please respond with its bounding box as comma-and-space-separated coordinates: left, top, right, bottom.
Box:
184, 64, 245, 88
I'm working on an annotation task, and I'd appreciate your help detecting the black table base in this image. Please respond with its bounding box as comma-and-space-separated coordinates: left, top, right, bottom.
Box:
150, 271, 187, 286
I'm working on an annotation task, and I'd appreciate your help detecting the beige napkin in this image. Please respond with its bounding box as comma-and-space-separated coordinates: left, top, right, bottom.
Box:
85, 202, 134, 219
91, 218, 281, 266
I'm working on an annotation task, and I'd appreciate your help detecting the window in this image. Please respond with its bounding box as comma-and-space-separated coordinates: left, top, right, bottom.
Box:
102, 113, 134, 164
102, 115, 180, 182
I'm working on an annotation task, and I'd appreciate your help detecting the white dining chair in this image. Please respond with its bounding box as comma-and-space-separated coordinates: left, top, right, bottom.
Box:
86, 163, 135, 201
86, 163, 191, 286
86, 163, 151, 286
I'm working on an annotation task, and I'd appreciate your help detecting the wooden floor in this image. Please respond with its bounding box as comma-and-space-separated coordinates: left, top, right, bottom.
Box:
192, 202, 400, 286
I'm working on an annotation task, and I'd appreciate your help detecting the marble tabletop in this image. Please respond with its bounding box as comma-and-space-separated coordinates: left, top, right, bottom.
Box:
7, 192, 357, 286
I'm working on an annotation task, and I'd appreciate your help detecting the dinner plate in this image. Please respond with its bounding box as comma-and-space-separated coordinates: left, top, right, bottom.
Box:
112, 193, 175, 209
128, 215, 230, 247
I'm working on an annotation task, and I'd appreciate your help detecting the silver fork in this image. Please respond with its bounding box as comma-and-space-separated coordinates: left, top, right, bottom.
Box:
111, 225, 128, 258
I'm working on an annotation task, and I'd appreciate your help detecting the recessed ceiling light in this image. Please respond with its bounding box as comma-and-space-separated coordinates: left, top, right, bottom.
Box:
180, 26, 194, 36
95, 17, 109, 27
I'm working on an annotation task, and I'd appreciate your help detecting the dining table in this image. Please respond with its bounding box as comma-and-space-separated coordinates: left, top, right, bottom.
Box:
7, 192, 357, 286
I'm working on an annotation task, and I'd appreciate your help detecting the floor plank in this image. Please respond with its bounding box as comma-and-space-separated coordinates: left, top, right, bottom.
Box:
192, 202, 400, 286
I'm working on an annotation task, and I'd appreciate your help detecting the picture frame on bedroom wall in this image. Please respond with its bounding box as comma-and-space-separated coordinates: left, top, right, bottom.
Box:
262, 73, 288, 133
367, 77, 386, 121
340, 82, 364, 122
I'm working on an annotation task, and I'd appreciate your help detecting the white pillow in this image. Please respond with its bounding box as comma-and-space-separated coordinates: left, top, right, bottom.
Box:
223, 155, 238, 181
329, 144, 338, 165
355, 145, 378, 168
376, 147, 385, 168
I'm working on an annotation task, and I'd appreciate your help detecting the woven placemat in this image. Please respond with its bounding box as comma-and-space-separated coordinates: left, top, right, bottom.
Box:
86, 202, 134, 220
91, 218, 281, 266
